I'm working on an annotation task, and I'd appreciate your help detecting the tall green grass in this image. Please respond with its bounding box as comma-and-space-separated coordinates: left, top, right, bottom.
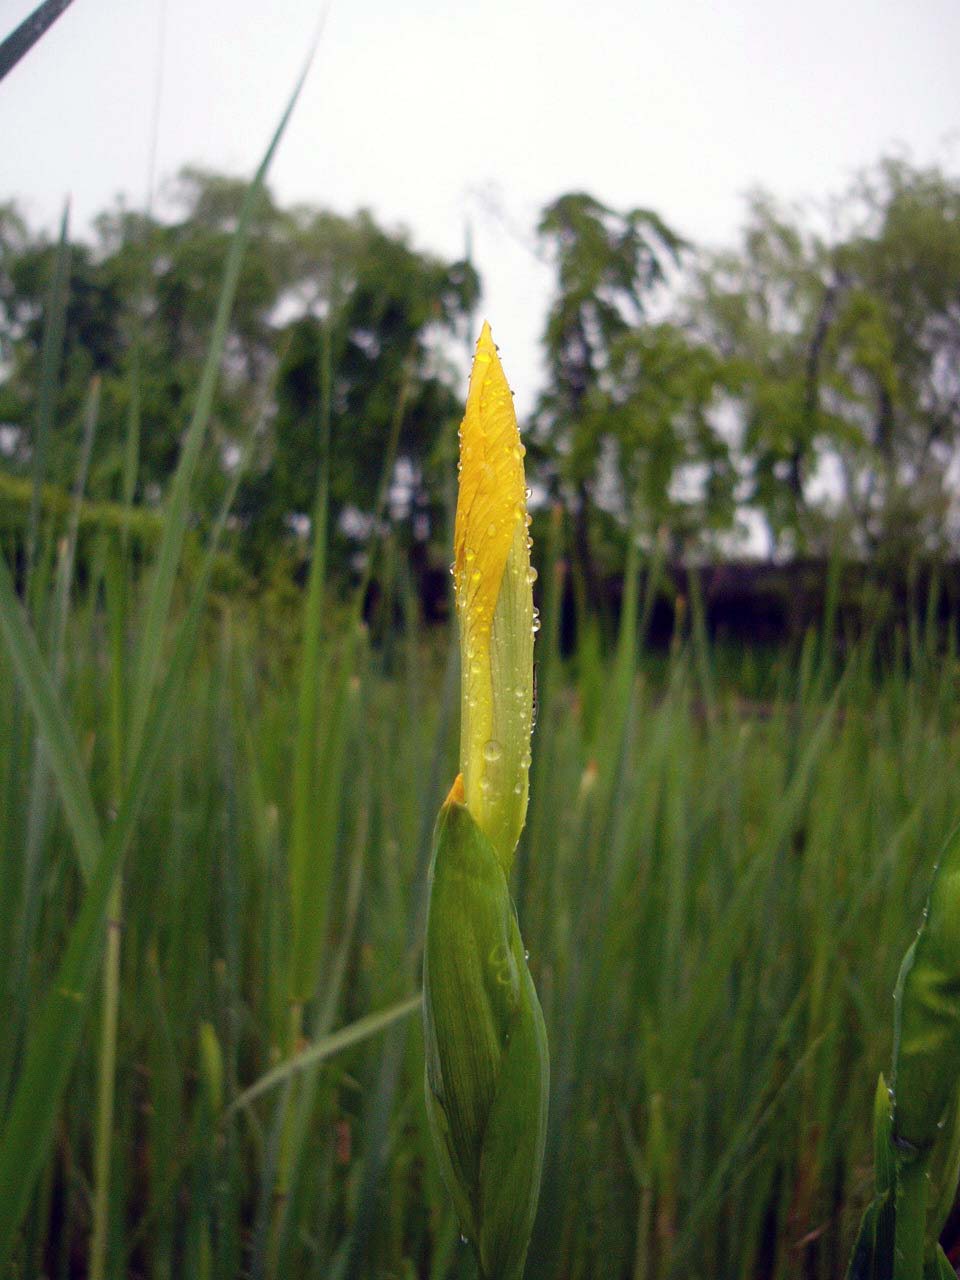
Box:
3, 486, 960, 1277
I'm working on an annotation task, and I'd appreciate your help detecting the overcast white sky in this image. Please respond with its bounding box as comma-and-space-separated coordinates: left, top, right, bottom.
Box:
3, 0, 959, 414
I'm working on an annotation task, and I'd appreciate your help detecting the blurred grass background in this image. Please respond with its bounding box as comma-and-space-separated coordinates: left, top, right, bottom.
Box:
5, 491, 960, 1278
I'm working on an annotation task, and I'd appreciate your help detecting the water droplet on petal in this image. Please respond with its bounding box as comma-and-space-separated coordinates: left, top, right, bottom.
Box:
483, 739, 502, 764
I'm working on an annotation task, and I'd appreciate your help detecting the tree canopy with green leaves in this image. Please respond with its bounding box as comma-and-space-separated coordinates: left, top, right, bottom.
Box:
2, 156, 960, 586
0, 170, 479, 572
533, 191, 735, 585
691, 159, 960, 562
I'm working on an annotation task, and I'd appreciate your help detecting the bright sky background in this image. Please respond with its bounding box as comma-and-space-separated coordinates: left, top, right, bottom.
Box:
3, 0, 959, 415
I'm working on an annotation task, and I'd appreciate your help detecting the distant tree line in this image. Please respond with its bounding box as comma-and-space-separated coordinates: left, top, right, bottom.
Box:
2, 157, 959, 592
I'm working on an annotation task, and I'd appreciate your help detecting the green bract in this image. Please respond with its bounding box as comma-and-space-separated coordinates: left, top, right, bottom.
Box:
422, 793, 548, 1280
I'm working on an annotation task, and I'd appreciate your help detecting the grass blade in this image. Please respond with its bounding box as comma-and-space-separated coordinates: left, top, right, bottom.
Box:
0, 484, 239, 1263
0, 553, 102, 880
128, 38, 320, 755
25, 202, 71, 588
0, 0, 78, 84
227, 995, 422, 1115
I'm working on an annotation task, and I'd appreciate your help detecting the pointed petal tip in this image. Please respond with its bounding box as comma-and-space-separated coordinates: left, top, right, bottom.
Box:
476, 320, 495, 353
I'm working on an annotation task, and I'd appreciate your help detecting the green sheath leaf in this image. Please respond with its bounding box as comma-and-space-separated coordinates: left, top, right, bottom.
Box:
423, 794, 548, 1280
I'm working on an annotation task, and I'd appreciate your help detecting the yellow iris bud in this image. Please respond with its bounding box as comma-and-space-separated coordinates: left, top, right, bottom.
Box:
454, 322, 535, 872
423, 324, 548, 1280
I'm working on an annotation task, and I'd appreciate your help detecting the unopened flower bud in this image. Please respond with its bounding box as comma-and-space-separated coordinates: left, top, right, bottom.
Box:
423, 324, 547, 1279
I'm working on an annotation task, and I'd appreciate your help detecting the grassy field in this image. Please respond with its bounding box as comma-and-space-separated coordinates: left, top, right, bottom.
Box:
3, 497, 960, 1279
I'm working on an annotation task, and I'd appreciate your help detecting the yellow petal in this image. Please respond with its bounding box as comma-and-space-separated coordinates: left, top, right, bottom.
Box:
455, 322, 526, 629
454, 323, 534, 871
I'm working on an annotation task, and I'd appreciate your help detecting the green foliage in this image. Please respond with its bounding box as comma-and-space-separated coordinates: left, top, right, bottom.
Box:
6, 502, 960, 1276
534, 193, 733, 578
5, 157, 960, 581
843, 822, 960, 1280
693, 159, 960, 560
0, 176, 478, 573
598, 323, 737, 547
537, 192, 686, 429
233, 208, 478, 569
892, 826, 960, 1155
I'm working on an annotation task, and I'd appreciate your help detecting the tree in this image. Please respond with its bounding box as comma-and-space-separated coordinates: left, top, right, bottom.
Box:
830, 159, 960, 559
0, 172, 289, 505
534, 192, 731, 590
692, 159, 960, 561
0, 173, 480, 577
597, 324, 736, 554
690, 192, 847, 555
233, 205, 479, 570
